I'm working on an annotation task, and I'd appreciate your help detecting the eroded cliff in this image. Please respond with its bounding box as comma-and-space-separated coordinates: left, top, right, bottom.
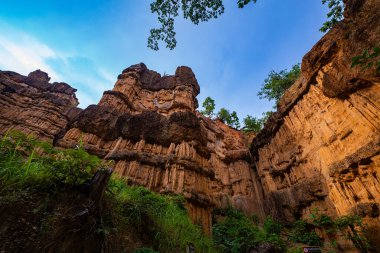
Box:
0, 0, 379, 250
0, 70, 81, 141
55, 63, 263, 234
251, 0, 380, 250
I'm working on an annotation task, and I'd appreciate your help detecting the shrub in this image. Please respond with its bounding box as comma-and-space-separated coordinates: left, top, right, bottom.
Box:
133, 248, 159, 253
288, 220, 322, 246
212, 207, 285, 253
0, 131, 103, 191
288, 209, 370, 251
105, 175, 215, 253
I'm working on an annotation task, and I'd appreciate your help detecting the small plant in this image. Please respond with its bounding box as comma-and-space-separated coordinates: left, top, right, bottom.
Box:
320, 0, 344, 32
105, 175, 215, 253
288, 219, 322, 246
133, 248, 159, 253
287, 209, 370, 251
351, 46, 380, 75
212, 207, 285, 253
0, 131, 104, 192
334, 215, 370, 251
263, 216, 282, 235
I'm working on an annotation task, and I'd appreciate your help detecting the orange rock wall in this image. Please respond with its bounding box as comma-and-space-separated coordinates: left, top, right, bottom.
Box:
57, 64, 264, 234
0, 70, 80, 141
0, 1, 379, 249
250, 0, 380, 250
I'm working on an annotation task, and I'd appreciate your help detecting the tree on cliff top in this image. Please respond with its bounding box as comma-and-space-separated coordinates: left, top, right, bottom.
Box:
200, 96, 216, 117
148, 0, 343, 50
257, 63, 300, 104
216, 107, 240, 129
243, 111, 272, 133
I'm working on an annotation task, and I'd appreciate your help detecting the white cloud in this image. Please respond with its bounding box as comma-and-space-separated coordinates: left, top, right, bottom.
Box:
0, 24, 115, 108
0, 27, 62, 80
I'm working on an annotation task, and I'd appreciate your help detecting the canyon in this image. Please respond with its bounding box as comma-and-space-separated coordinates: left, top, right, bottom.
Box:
0, 0, 379, 251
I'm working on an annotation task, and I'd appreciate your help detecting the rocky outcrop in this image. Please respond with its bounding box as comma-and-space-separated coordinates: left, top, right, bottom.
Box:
0, 2, 378, 250
56, 63, 263, 234
0, 70, 80, 141
251, 0, 380, 250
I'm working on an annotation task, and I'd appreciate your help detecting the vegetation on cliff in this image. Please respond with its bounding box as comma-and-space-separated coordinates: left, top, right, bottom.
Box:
0, 131, 213, 252
0, 132, 371, 252
257, 63, 300, 104
200, 62, 300, 133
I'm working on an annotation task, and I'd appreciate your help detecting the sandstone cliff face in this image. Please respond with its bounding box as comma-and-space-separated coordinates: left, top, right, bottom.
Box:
251, 0, 380, 250
0, 1, 379, 249
0, 70, 80, 141
56, 63, 263, 234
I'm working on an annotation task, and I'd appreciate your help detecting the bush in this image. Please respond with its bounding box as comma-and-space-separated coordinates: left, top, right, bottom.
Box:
133, 248, 159, 253
288, 209, 370, 251
288, 220, 322, 246
105, 175, 215, 253
212, 208, 285, 253
0, 131, 104, 191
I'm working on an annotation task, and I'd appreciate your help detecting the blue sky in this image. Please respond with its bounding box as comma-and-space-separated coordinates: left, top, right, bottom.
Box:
0, 0, 328, 120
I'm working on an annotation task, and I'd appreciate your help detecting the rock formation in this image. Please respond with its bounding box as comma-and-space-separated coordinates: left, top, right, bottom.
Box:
0, 70, 81, 141
251, 0, 380, 250
55, 63, 263, 234
0, 0, 379, 250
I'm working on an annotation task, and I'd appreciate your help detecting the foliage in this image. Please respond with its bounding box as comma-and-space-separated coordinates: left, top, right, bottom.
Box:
149, 1, 344, 50
263, 217, 282, 235
212, 207, 285, 253
148, 0, 225, 50
286, 247, 304, 253
230, 111, 240, 129
1, 132, 370, 252
351, 46, 380, 75
243, 111, 272, 133
200, 97, 240, 128
288, 220, 322, 246
288, 209, 370, 251
237, 0, 257, 8
320, 0, 344, 32
258, 63, 300, 104
133, 248, 159, 253
216, 108, 240, 129
243, 115, 263, 133
104, 175, 215, 253
334, 215, 370, 251
0, 131, 103, 192
201, 96, 216, 118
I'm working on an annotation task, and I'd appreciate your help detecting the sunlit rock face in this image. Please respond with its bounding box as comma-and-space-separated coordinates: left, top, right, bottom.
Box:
0, 69, 80, 141
56, 63, 263, 234
251, 0, 380, 250
0, 1, 379, 249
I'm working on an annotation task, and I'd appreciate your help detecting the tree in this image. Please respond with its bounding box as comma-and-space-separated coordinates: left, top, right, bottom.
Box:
242, 111, 272, 133
320, 0, 344, 32
216, 108, 241, 129
243, 115, 262, 133
257, 63, 300, 104
148, 0, 344, 50
230, 111, 240, 129
200, 96, 216, 117
217, 107, 232, 125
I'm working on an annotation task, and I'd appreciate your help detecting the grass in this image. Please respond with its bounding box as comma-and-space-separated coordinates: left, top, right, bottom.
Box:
104, 175, 216, 253
212, 207, 285, 253
0, 131, 371, 253
0, 130, 103, 193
